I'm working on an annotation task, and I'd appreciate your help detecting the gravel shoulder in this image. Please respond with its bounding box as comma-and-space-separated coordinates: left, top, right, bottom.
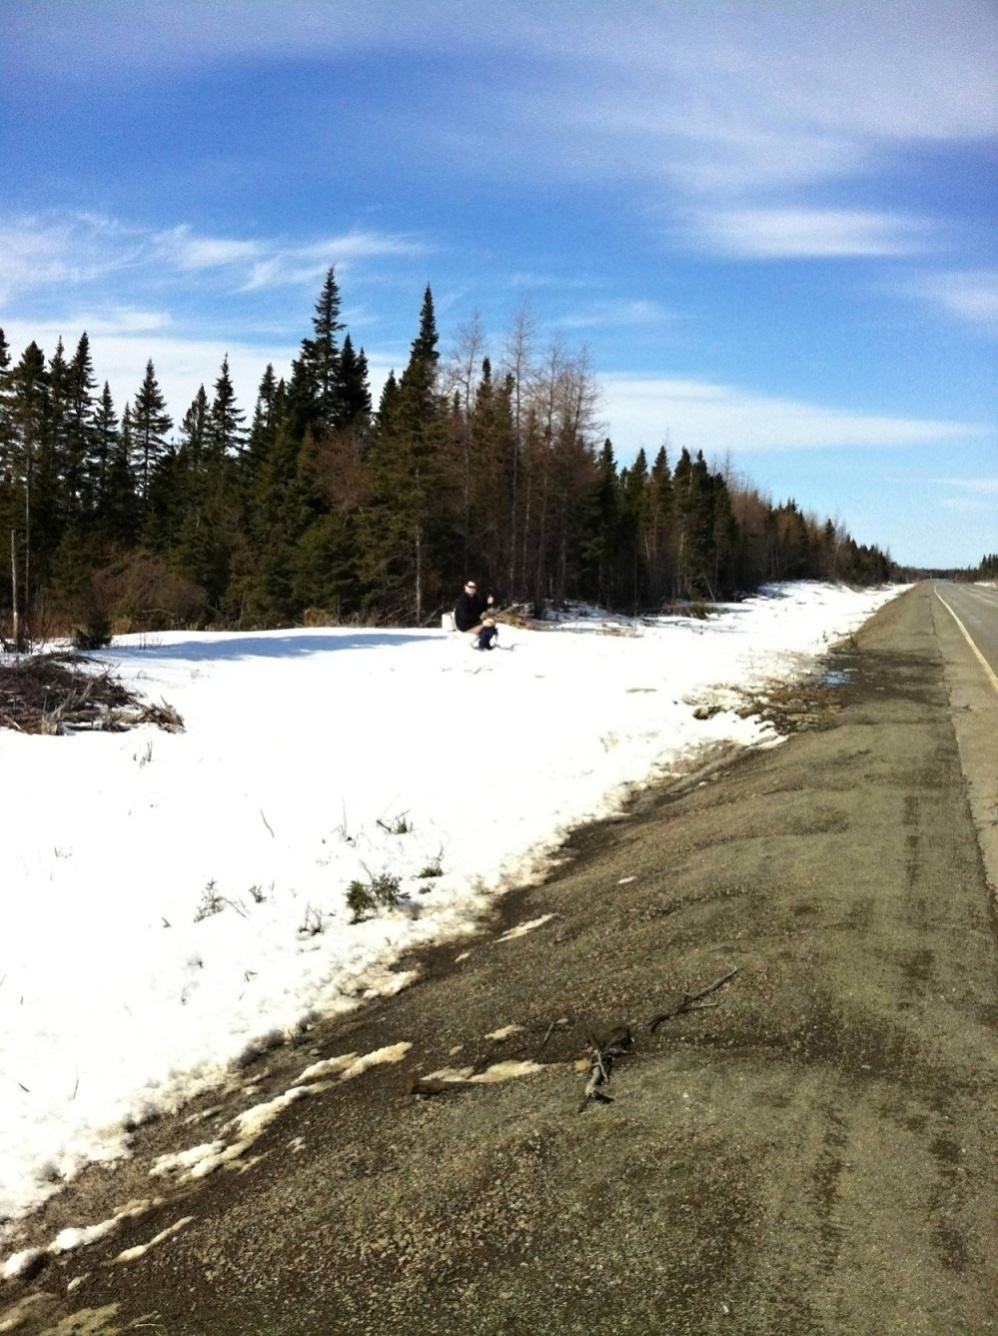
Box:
3, 584, 997, 1336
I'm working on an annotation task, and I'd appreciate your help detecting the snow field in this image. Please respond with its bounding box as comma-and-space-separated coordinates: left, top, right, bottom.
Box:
0, 582, 900, 1236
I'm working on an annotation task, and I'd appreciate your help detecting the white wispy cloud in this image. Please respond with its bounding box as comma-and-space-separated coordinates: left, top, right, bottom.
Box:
909, 271, 998, 332
241, 232, 428, 293
64, 308, 173, 336
155, 226, 264, 272
686, 208, 932, 260
6, 4, 993, 269
557, 299, 671, 330
0, 213, 429, 309
601, 374, 984, 457
0, 215, 143, 304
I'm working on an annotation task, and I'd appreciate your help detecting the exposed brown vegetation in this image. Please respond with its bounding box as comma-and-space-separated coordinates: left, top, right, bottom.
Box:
0, 653, 183, 735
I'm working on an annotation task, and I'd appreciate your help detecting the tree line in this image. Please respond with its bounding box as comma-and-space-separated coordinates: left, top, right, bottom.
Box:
0, 270, 893, 643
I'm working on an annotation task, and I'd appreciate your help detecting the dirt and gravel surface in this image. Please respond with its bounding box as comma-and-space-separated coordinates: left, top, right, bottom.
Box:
3, 583, 997, 1336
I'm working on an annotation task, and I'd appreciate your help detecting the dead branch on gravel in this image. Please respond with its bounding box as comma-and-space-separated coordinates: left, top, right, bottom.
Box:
648, 968, 739, 1032
579, 1026, 633, 1111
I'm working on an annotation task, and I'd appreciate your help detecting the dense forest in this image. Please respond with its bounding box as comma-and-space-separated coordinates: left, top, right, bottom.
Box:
0, 271, 894, 645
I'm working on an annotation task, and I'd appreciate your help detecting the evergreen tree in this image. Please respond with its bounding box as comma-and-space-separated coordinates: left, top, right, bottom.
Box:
308, 267, 343, 426
131, 360, 172, 502
618, 448, 649, 611
89, 383, 119, 527
8, 343, 50, 612
647, 446, 673, 601
209, 354, 246, 456
173, 383, 232, 619
364, 288, 451, 620
333, 334, 371, 429
0, 331, 17, 618
245, 364, 278, 483
376, 370, 399, 426
584, 437, 620, 607
64, 333, 97, 519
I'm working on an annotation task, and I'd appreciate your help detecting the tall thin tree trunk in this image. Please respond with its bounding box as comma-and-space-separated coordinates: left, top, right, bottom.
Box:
10, 529, 18, 648
414, 525, 422, 624
24, 461, 31, 628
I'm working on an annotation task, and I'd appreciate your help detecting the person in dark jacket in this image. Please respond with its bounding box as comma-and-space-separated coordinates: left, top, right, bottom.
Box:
454, 579, 498, 649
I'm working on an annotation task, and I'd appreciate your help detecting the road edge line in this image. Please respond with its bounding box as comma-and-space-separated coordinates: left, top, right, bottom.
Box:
935, 588, 998, 696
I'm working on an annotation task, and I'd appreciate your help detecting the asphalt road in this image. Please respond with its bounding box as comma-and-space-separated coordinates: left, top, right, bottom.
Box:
934, 581, 998, 681
2, 584, 997, 1336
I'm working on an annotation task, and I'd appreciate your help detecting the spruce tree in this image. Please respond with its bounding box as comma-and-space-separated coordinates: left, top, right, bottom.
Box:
585, 438, 619, 607
245, 364, 278, 484
333, 334, 371, 429
309, 267, 343, 426
209, 354, 245, 456
131, 360, 172, 503
90, 383, 120, 528
99, 395, 138, 547
64, 333, 98, 520
175, 384, 232, 619
8, 343, 50, 615
644, 446, 672, 602
364, 287, 450, 620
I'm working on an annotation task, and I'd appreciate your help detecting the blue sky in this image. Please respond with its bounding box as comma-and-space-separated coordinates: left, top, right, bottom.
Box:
2, 0, 995, 567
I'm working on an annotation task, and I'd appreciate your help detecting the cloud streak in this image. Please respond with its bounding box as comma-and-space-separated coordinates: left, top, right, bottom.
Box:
909, 271, 998, 333
601, 374, 984, 458
688, 208, 932, 260
0, 213, 429, 310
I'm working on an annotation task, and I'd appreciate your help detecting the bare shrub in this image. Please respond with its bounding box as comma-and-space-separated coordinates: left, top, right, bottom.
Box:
93, 551, 207, 632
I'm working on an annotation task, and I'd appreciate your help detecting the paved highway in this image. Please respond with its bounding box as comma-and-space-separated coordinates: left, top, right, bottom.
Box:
934, 581, 998, 686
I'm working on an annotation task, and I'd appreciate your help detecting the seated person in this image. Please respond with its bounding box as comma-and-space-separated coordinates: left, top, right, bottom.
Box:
454, 579, 498, 649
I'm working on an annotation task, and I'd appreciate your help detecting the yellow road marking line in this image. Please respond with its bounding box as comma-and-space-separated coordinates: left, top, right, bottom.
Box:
936, 589, 998, 696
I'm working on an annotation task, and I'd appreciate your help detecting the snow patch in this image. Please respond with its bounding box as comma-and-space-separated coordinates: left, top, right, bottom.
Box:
112, 1215, 194, 1265
424, 1060, 546, 1085
338, 1042, 413, 1082
484, 1025, 525, 1042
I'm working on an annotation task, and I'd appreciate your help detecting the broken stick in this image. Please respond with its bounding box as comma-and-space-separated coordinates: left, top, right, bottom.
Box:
648, 967, 739, 1032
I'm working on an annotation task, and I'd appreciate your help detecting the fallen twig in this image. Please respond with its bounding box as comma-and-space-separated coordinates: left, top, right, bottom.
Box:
648, 967, 739, 1032
579, 1026, 632, 1111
